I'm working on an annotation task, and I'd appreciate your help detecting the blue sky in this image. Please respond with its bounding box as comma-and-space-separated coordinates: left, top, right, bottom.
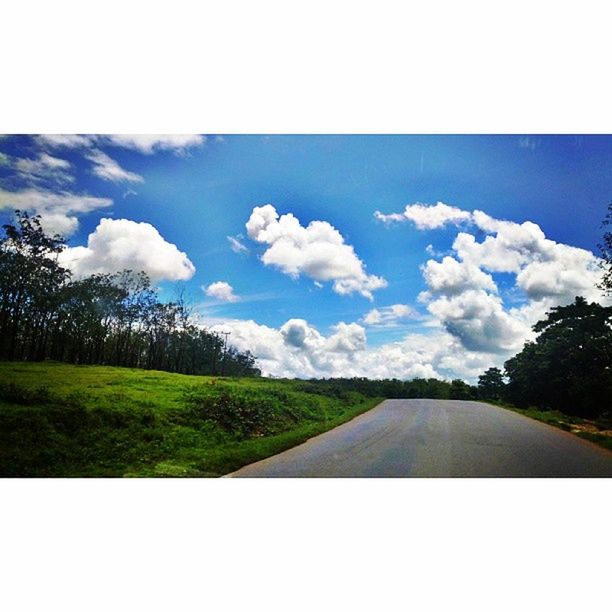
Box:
1, 134, 610, 380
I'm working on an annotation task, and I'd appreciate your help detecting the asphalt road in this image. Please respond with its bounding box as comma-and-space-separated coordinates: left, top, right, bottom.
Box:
228, 399, 612, 477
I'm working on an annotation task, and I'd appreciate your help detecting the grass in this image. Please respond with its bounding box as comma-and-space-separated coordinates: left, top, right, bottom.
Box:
486, 400, 612, 451
0, 361, 381, 477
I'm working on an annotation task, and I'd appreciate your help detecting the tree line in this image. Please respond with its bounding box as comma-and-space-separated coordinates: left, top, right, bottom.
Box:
0, 212, 261, 377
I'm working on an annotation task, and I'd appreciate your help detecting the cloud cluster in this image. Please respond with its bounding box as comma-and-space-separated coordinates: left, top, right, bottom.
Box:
204, 281, 239, 303
207, 315, 499, 381
0, 134, 205, 239
59, 218, 195, 282
200, 202, 608, 382
383, 202, 608, 361
0, 187, 112, 236
246, 204, 387, 299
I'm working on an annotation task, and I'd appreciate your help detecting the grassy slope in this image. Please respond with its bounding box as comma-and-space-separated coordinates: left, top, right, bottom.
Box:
0, 362, 380, 477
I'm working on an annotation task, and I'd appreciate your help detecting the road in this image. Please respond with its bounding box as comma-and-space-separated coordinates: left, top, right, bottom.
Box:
228, 399, 612, 477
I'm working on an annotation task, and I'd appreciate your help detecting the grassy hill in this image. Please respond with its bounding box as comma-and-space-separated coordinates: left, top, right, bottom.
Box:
0, 362, 380, 477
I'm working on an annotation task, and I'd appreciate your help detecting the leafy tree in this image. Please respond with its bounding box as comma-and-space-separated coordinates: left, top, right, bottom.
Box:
0, 212, 261, 377
450, 378, 476, 400
477, 367, 505, 401
598, 202, 612, 295
504, 297, 612, 418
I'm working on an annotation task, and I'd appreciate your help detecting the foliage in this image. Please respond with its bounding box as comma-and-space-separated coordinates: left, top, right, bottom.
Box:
294, 376, 477, 400
503, 297, 612, 418
477, 367, 506, 401
598, 202, 612, 295
0, 212, 260, 377
0, 361, 378, 477
450, 378, 477, 400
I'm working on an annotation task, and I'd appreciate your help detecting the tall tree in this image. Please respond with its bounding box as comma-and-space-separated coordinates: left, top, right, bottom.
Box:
477, 367, 506, 401
598, 202, 612, 295
504, 297, 612, 418
0, 213, 261, 377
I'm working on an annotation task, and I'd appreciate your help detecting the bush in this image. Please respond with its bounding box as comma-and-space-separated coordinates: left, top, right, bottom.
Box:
184, 389, 278, 437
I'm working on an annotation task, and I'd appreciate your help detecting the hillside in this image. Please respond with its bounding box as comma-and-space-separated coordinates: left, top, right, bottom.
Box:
0, 362, 380, 477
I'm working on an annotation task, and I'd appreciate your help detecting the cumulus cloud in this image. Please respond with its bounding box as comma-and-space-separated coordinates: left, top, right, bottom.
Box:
59, 218, 195, 282
375, 201, 472, 229
86, 149, 143, 183
382, 201, 608, 360
206, 315, 499, 381
0, 187, 112, 236
227, 234, 249, 254
246, 204, 386, 299
204, 281, 239, 303
363, 304, 417, 326
427, 290, 531, 354
421, 256, 497, 297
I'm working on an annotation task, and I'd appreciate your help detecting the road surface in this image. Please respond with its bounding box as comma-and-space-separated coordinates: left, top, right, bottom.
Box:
228, 399, 612, 477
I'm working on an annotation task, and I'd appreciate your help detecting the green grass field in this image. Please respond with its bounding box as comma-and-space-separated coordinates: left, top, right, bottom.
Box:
0, 361, 381, 477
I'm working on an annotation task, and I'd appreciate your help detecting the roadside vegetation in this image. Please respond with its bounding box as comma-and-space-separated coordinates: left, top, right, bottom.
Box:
0, 212, 260, 377
0, 361, 382, 477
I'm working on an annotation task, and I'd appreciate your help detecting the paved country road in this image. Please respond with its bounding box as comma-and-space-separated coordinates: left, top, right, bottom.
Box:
228, 399, 612, 477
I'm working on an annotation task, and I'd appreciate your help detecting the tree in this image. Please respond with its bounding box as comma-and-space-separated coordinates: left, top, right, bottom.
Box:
598, 202, 612, 295
477, 367, 505, 401
0, 212, 262, 377
450, 378, 476, 400
504, 297, 612, 418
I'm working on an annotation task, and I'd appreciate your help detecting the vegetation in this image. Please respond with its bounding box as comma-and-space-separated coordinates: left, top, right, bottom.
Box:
0, 361, 382, 477
0, 212, 260, 376
485, 400, 612, 451
598, 202, 612, 295
294, 377, 478, 400
477, 367, 505, 401
502, 297, 612, 419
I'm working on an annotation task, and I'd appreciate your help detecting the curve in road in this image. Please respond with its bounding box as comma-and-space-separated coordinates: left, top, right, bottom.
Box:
228, 399, 612, 478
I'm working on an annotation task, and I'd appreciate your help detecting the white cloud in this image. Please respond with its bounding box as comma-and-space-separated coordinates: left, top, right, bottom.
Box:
385, 203, 609, 359
3, 152, 74, 185
363, 304, 417, 326
205, 315, 500, 381
204, 281, 239, 303
102, 134, 205, 154
246, 204, 386, 299
86, 149, 143, 183
36, 134, 94, 148
421, 256, 497, 297
427, 290, 531, 354
227, 234, 249, 254
36, 134, 205, 155
59, 218, 195, 282
0, 187, 112, 236
375, 201, 472, 229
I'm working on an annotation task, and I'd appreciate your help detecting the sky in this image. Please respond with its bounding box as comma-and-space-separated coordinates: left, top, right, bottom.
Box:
0, 134, 610, 381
